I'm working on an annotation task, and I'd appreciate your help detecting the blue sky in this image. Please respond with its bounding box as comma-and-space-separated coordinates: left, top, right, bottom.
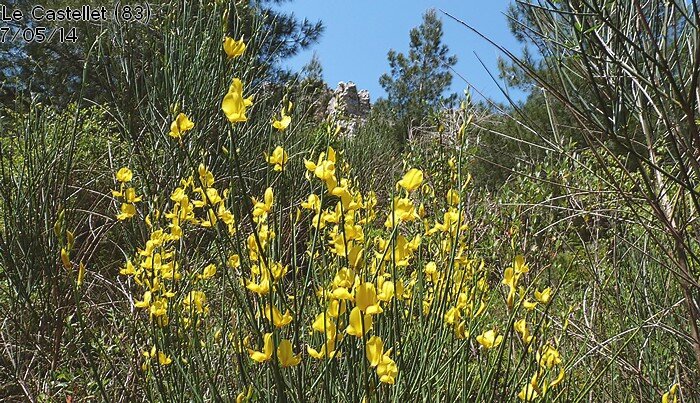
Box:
275, 0, 526, 104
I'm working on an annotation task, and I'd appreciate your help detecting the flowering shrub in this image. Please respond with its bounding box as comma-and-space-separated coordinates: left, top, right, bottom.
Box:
100, 31, 573, 401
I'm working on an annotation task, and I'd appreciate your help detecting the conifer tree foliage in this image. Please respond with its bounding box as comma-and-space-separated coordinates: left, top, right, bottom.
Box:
301, 53, 324, 83
233, 0, 324, 80
299, 53, 328, 103
378, 9, 457, 136
0, 0, 323, 107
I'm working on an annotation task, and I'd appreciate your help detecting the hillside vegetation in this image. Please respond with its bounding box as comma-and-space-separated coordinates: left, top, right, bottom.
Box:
0, 1, 698, 401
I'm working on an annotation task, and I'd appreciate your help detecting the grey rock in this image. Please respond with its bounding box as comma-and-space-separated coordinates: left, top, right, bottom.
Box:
326, 81, 371, 135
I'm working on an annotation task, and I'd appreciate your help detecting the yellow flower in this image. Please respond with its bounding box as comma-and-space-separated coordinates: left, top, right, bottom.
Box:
157, 350, 172, 366
537, 344, 562, 369
332, 287, 354, 300
347, 245, 364, 268
272, 102, 292, 131
228, 254, 241, 268
134, 291, 152, 309
365, 336, 384, 367
204, 188, 222, 206
116, 167, 133, 182
198, 164, 215, 188
418, 202, 426, 218
385, 197, 419, 227
376, 352, 398, 385
549, 368, 566, 389
456, 322, 469, 339
365, 335, 398, 384
332, 267, 354, 288
117, 203, 136, 220
423, 261, 439, 283
77, 262, 85, 286
268, 261, 287, 279
248, 333, 274, 363
517, 382, 540, 401
182, 290, 209, 315
263, 304, 293, 328
304, 147, 338, 191
277, 339, 301, 367
301, 194, 321, 211
476, 329, 503, 349
266, 146, 288, 171
327, 299, 346, 317
446, 188, 460, 206
522, 298, 538, 310
502, 267, 518, 309
444, 307, 461, 325
662, 383, 679, 403
534, 287, 552, 304
197, 263, 217, 280
222, 78, 253, 123
119, 260, 135, 276
307, 338, 338, 360
124, 188, 142, 203
272, 116, 291, 131
60, 248, 71, 269
346, 307, 372, 337
514, 319, 534, 345
315, 160, 337, 187
143, 346, 172, 367
149, 298, 168, 319
377, 279, 395, 302
332, 184, 354, 210
312, 312, 337, 338
252, 187, 274, 222
223, 36, 246, 58
397, 168, 423, 192
355, 282, 383, 315
246, 276, 270, 295
513, 255, 529, 274
169, 113, 194, 139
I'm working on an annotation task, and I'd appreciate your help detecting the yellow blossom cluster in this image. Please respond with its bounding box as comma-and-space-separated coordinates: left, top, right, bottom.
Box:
112, 167, 142, 220
106, 31, 573, 399
517, 343, 566, 400
300, 146, 404, 384
116, 162, 239, 367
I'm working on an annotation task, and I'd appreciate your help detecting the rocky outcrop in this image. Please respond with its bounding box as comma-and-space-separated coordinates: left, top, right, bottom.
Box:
326, 82, 371, 134
358, 89, 371, 114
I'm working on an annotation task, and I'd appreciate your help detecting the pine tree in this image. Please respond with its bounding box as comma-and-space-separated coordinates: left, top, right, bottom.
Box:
0, 0, 323, 107
301, 53, 324, 83
378, 9, 457, 137
298, 52, 330, 119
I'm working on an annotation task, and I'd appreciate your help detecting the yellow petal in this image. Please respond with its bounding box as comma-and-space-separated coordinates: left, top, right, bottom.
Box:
77, 262, 86, 286
248, 333, 274, 363
365, 336, 384, 367
60, 248, 71, 269
346, 307, 372, 337
476, 329, 502, 349
355, 282, 382, 314
535, 287, 552, 304
223, 36, 246, 58
549, 368, 566, 389
397, 168, 423, 192
272, 115, 292, 131
116, 167, 133, 182
221, 78, 251, 123
277, 339, 301, 367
